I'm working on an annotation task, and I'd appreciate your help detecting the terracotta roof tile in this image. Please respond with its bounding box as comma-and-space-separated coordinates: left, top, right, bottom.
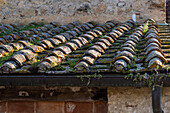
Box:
0, 19, 169, 76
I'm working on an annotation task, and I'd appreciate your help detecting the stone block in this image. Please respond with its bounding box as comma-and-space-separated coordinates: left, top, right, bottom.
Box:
150, 0, 165, 8
0, 101, 6, 113
94, 102, 107, 113
0, 0, 166, 24
8, 101, 34, 113
36, 101, 64, 113
108, 87, 152, 113
94, 3, 107, 15
65, 102, 93, 113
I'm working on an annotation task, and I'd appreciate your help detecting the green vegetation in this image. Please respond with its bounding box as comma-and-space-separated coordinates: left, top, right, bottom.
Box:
27, 39, 40, 45
116, 42, 123, 46
31, 57, 41, 66
51, 65, 66, 71
89, 65, 109, 69
143, 62, 148, 68
80, 44, 93, 50
127, 61, 136, 70
125, 71, 168, 88
165, 65, 170, 72
76, 73, 102, 85
28, 57, 42, 72
34, 39, 40, 44
108, 29, 111, 32
139, 55, 144, 61
0, 23, 44, 37
51, 61, 60, 67
67, 59, 79, 67
16, 23, 44, 32
143, 22, 149, 33
99, 35, 103, 38
28, 42, 34, 46
0, 31, 12, 36
0, 52, 14, 66
134, 55, 137, 60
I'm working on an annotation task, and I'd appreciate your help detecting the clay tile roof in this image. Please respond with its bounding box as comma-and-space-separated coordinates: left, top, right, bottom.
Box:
0, 19, 169, 78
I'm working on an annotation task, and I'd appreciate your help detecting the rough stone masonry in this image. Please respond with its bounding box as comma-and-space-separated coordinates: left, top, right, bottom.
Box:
0, 0, 166, 24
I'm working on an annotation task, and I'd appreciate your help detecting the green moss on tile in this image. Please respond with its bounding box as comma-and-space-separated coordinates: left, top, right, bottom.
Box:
28, 42, 34, 46
0, 23, 44, 37
51, 65, 66, 71
80, 44, 93, 50
34, 39, 40, 44
68, 59, 79, 67
89, 65, 108, 69
0, 52, 14, 66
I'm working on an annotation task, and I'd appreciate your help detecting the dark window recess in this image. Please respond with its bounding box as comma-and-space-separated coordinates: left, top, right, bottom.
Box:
166, 0, 170, 23
91, 88, 108, 101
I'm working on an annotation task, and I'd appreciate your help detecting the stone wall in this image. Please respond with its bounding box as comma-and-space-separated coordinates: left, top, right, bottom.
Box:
0, 0, 166, 24
0, 86, 108, 113
1, 86, 170, 112
108, 87, 170, 113
0, 101, 107, 113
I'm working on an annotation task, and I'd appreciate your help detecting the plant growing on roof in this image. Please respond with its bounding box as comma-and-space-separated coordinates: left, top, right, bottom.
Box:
89, 65, 109, 69
51, 65, 66, 71
0, 52, 14, 66
30, 58, 41, 67
66, 58, 79, 72
143, 22, 149, 33
125, 70, 167, 88
76, 73, 102, 85
28, 41, 34, 46
79, 44, 93, 50
68, 59, 79, 68
34, 39, 40, 44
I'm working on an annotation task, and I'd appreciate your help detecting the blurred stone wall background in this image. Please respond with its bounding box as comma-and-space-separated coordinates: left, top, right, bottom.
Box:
0, 0, 166, 24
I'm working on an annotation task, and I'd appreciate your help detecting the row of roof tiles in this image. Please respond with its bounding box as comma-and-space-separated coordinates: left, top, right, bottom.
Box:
0, 20, 115, 73
0, 19, 169, 75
